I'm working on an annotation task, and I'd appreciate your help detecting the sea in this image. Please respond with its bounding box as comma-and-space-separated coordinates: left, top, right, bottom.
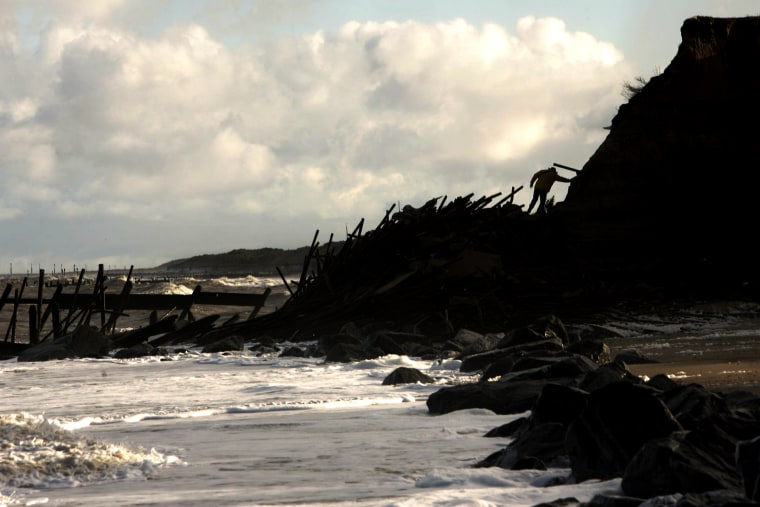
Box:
1, 274, 759, 506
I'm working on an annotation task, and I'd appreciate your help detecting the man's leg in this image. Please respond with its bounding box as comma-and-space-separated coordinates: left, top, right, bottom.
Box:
527, 189, 540, 213
538, 191, 548, 214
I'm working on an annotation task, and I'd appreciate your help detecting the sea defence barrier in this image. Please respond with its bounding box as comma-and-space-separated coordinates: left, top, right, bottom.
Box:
0, 264, 271, 345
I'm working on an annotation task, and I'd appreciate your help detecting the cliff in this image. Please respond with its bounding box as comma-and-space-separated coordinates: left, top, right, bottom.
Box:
561, 15, 760, 283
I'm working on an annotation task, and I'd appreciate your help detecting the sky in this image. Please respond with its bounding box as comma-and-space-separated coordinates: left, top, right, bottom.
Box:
0, 1, 758, 273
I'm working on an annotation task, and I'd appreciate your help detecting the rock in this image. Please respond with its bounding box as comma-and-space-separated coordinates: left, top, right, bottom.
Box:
567, 339, 611, 364
614, 349, 658, 364
582, 494, 645, 507
496, 326, 548, 349
529, 315, 572, 346
579, 361, 643, 393
736, 435, 760, 501
484, 416, 528, 438
17, 342, 75, 362
663, 384, 760, 448
479, 356, 516, 382
480, 384, 588, 471
18, 325, 110, 362
427, 378, 575, 415
450, 328, 502, 358
366, 331, 406, 356
113, 343, 160, 359
279, 345, 308, 357
646, 373, 680, 392
532, 383, 589, 426
501, 354, 598, 383
459, 338, 565, 373
621, 430, 742, 498
382, 367, 434, 385
324, 342, 372, 363
532, 497, 579, 507
489, 421, 568, 469
672, 490, 759, 507
69, 325, 111, 357
201, 335, 244, 353
566, 382, 683, 482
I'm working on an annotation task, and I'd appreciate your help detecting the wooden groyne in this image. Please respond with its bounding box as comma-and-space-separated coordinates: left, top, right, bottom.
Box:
0, 264, 271, 346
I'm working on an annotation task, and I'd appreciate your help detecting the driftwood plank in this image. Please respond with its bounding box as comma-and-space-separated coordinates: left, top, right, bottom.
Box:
111, 315, 179, 348
148, 314, 220, 347
27, 291, 270, 311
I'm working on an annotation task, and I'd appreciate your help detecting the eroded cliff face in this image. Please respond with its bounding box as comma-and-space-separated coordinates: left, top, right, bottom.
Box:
560, 16, 760, 280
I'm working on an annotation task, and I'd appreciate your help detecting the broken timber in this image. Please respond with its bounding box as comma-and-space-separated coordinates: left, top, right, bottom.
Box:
8, 281, 271, 345
20, 289, 271, 321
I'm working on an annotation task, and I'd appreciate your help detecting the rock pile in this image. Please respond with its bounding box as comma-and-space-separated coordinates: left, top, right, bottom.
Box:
425, 314, 760, 506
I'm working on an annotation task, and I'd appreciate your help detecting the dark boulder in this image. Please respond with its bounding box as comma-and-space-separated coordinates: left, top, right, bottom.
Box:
366, 331, 406, 356
613, 349, 658, 365
582, 494, 645, 507
449, 329, 502, 358
324, 342, 373, 363
382, 367, 434, 385
427, 378, 575, 415
501, 354, 598, 383
578, 361, 643, 393
621, 430, 742, 498
202, 335, 245, 353
663, 383, 760, 445
566, 339, 611, 364
460, 338, 564, 373
496, 327, 547, 349
17, 342, 75, 362
478, 356, 516, 382
566, 382, 683, 482
532, 383, 589, 426
736, 435, 760, 502
18, 325, 110, 362
279, 345, 308, 357
113, 343, 162, 359
480, 384, 588, 471
69, 325, 111, 357
483, 416, 528, 438
646, 373, 680, 392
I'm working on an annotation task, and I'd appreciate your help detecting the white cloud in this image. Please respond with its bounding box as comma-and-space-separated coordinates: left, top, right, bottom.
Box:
0, 9, 633, 267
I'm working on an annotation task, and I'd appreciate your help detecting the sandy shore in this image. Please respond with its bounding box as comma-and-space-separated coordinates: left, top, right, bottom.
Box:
607, 323, 760, 396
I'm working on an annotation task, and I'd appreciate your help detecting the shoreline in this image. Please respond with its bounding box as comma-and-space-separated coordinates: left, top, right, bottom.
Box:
608, 324, 760, 396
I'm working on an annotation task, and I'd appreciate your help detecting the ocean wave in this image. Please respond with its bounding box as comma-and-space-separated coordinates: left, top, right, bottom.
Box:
210, 275, 281, 288
0, 412, 180, 489
130, 281, 196, 295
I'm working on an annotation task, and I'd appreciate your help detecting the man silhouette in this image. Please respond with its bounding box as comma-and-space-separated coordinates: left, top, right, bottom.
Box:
527, 167, 571, 214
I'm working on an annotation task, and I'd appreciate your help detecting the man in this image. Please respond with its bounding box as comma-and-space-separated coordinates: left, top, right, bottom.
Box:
527, 167, 572, 214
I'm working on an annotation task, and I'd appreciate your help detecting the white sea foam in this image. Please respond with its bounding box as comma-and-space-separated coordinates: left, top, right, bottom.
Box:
2, 302, 755, 506
0, 413, 180, 490
211, 275, 281, 288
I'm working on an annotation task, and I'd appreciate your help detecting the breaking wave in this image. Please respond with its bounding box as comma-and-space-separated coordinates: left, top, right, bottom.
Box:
0, 412, 180, 489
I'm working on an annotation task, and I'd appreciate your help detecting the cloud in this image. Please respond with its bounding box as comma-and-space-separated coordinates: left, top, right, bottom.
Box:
0, 8, 633, 267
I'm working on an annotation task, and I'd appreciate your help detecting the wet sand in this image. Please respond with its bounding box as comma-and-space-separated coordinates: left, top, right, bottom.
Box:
608, 323, 760, 396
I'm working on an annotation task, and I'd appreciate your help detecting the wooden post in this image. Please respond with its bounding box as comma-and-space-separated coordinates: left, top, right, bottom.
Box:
102, 265, 134, 334
38, 284, 63, 342
28, 306, 38, 344
60, 269, 86, 335
0, 283, 12, 314
552, 162, 581, 173
31, 269, 44, 344
178, 285, 201, 322
247, 287, 272, 320
5, 278, 26, 343
276, 267, 294, 297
